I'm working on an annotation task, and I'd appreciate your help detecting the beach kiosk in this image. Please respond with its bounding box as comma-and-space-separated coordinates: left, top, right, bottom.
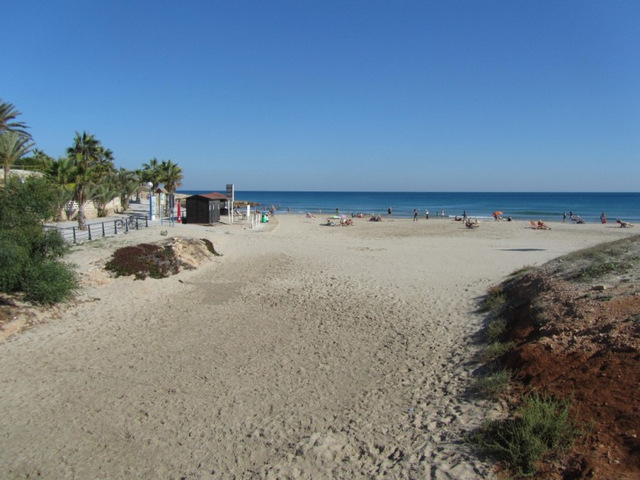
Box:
185, 192, 227, 224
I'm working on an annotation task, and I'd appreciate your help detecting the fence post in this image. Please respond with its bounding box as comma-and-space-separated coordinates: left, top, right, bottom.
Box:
102, 222, 106, 237
72, 227, 77, 244
88, 224, 92, 241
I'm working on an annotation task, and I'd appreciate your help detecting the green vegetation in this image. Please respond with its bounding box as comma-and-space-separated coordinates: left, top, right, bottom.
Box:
480, 285, 506, 312
478, 340, 514, 363
484, 317, 507, 343
0, 176, 78, 304
1, 98, 187, 303
559, 238, 640, 281
472, 393, 577, 476
476, 368, 511, 397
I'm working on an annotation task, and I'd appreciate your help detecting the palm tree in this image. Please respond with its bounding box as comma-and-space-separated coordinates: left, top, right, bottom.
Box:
89, 177, 119, 217
116, 168, 140, 211
0, 100, 31, 139
141, 157, 162, 189
158, 159, 183, 217
159, 159, 183, 195
42, 156, 76, 220
0, 131, 35, 187
66, 132, 104, 230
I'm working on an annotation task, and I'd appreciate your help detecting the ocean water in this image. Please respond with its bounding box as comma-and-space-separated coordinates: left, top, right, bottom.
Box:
178, 191, 640, 223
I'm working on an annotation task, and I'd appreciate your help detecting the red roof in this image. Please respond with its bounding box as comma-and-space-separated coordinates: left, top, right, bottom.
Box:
189, 192, 227, 200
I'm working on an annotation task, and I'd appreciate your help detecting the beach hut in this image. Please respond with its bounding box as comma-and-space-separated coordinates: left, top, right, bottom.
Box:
185, 192, 227, 224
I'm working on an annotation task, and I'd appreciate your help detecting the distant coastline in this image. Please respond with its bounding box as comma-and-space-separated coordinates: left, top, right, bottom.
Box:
177, 191, 640, 223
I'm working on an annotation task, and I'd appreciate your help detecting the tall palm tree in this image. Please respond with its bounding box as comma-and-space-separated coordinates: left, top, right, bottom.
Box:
159, 159, 183, 195
0, 131, 35, 187
158, 159, 183, 216
116, 168, 140, 211
141, 157, 162, 189
0, 100, 31, 139
66, 132, 104, 230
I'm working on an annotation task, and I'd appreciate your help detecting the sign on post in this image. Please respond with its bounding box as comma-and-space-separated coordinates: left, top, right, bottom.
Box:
226, 184, 234, 223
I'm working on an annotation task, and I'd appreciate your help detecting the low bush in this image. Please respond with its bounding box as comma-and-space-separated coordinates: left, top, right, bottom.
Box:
484, 317, 507, 343
476, 368, 511, 397
0, 237, 30, 292
478, 340, 513, 363
0, 176, 77, 305
480, 286, 505, 312
472, 393, 577, 476
105, 243, 181, 279
23, 260, 79, 304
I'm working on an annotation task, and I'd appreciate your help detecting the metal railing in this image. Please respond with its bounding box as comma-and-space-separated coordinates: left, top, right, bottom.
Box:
44, 214, 150, 244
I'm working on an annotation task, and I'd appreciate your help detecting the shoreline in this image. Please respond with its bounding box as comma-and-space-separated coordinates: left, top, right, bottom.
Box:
0, 216, 637, 478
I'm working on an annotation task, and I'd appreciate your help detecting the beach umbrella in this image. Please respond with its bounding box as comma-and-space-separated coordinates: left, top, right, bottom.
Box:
493, 211, 503, 216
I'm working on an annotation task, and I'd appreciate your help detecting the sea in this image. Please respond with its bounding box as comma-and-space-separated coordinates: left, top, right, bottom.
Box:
177, 191, 640, 223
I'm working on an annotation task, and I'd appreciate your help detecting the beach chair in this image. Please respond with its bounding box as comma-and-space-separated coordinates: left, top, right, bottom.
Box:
465, 219, 480, 229
530, 220, 538, 229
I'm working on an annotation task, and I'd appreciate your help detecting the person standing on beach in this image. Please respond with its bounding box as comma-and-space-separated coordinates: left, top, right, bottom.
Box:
388, 207, 392, 215
413, 209, 418, 221
563, 212, 567, 223
425, 209, 429, 219
601, 212, 607, 224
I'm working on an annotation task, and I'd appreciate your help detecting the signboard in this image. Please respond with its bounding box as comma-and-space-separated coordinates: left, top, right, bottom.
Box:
226, 184, 235, 223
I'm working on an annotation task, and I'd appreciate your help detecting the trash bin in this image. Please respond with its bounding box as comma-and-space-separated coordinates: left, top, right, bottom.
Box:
181, 216, 187, 224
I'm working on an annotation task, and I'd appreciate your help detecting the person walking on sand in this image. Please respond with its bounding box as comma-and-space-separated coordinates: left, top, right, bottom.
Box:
388, 207, 392, 216
563, 212, 567, 223
413, 209, 418, 221
425, 209, 429, 219
601, 212, 607, 224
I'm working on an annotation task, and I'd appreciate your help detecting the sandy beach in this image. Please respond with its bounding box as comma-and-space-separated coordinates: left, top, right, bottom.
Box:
0, 215, 636, 479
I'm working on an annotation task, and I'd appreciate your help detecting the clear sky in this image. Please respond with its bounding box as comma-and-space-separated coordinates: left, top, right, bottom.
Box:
4, 1, 639, 191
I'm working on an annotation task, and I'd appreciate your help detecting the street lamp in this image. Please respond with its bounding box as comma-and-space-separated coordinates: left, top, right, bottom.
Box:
146, 182, 153, 220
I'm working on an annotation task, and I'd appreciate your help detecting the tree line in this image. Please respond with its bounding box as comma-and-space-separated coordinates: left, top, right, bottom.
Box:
0, 99, 184, 230
0, 98, 184, 304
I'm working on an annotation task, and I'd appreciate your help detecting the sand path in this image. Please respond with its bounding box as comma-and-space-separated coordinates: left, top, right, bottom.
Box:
1, 217, 634, 479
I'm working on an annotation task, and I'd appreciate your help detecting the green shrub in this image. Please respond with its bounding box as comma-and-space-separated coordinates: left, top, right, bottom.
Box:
23, 260, 79, 304
484, 317, 507, 343
481, 286, 505, 312
0, 237, 30, 292
472, 393, 577, 476
478, 340, 514, 363
476, 368, 512, 397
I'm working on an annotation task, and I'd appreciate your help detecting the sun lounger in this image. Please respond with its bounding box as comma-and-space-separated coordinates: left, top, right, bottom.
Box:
530, 220, 550, 230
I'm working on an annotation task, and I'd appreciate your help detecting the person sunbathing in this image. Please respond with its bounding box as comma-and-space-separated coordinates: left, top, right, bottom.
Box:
617, 219, 633, 228
537, 220, 551, 230
465, 218, 480, 228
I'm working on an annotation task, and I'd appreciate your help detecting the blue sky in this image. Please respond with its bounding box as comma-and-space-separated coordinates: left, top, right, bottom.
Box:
4, 1, 639, 191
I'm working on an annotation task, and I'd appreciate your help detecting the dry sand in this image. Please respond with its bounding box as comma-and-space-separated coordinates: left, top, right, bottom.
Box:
0, 215, 636, 479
